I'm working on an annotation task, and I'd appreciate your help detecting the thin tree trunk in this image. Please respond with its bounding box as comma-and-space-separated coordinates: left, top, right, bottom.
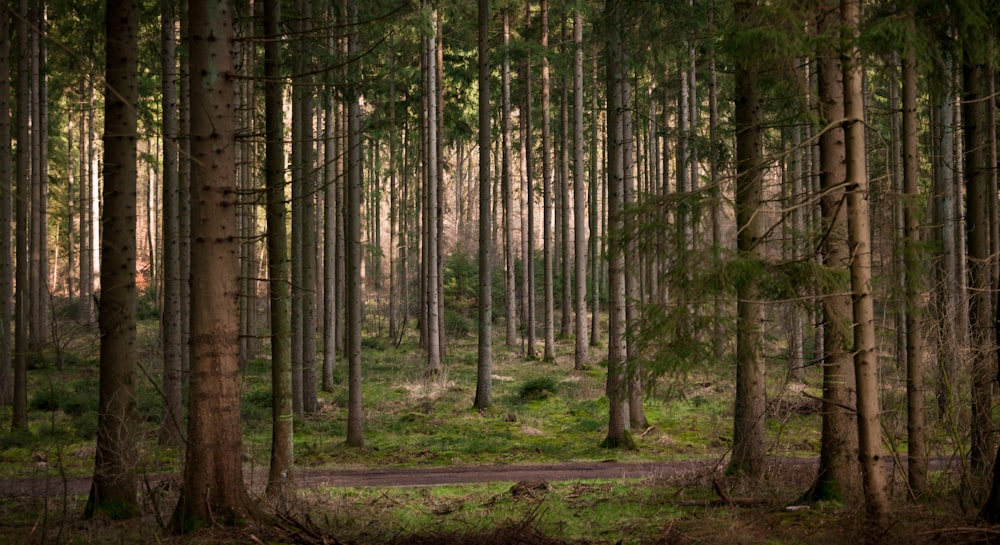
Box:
424, 2, 442, 374
345, 0, 364, 447
901, 26, 926, 496
806, 0, 860, 502
522, 11, 537, 358
502, 8, 518, 349
474, 0, 492, 410
12, 0, 30, 431
159, 0, 183, 447
86, 0, 139, 518
264, 0, 293, 497
603, 0, 630, 449
0, 5, 13, 406
541, 0, 555, 361
589, 48, 601, 348
964, 31, 994, 475
728, 0, 766, 478
842, 0, 890, 521
572, 7, 588, 368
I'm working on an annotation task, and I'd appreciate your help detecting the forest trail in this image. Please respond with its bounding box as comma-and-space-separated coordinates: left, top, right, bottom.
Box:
3, 456, 960, 498
0, 458, 809, 498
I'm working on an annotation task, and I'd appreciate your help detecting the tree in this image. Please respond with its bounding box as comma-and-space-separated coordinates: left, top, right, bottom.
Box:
345, 0, 364, 447
86, 0, 139, 519
572, 5, 588, 370
0, 4, 13, 407
541, 0, 555, 362
806, 0, 860, 502
962, 6, 994, 474
170, 0, 251, 529
12, 0, 30, 431
900, 11, 926, 496
842, 0, 889, 520
501, 7, 518, 350
424, 1, 443, 374
158, 0, 184, 447
474, 0, 492, 410
728, 0, 766, 478
264, 0, 293, 496
602, 0, 630, 449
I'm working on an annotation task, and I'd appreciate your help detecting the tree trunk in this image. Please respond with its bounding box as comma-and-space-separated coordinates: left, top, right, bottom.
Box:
86, 0, 139, 519
299, 0, 318, 416
345, 0, 364, 447
602, 0, 630, 449
521, 12, 537, 358
0, 4, 13, 406
963, 29, 994, 475
728, 0, 766, 478
502, 8, 518, 350
78, 77, 92, 324
572, 7, 588, 368
901, 27, 926, 496
474, 0, 492, 410
589, 48, 601, 348
12, 0, 30, 431
424, 2, 442, 374
171, 0, 250, 528
806, 0, 860, 503
159, 0, 183, 447
28, 1, 48, 353
541, 0, 555, 362
322, 9, 338, 390
842, 0, 889, 521
264, 0, 293, 497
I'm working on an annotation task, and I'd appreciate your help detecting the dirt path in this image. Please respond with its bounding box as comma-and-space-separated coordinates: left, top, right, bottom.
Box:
4, 455, 960, 498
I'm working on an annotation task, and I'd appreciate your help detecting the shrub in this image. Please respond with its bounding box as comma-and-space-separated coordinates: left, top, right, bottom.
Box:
518, 376, 559, 401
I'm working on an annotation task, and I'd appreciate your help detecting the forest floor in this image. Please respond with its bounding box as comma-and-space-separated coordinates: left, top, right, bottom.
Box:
0, 456, 991, 545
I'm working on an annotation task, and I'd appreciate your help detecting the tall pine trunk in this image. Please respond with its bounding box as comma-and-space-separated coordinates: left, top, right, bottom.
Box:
728, 0, 766, 478
806, 0, 860, 502
86, 0, 139, 518
842, 0, 889, 520
474, 0, 492, 410
264, 0, 293, 497
159, 0, 183, 447
171, 0, 250, 528
572, 7, 588, 368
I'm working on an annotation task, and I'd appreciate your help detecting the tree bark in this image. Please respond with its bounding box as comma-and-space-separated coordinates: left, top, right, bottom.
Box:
159, 0, 184, 447
86, 0, 139, 519
572, 7, 588, 369
424, 2, 442, 374
0, 5, 13, 406
264, 0, 294, 497
12, 0, 28, 430
502, 8, 518, 350
603, 0, 630, 449
806, 0, 860, 503
901, 25, 926, 496
963, 28, 994, 475
728, 0, 766, 478
345, 0, 364, 447
474, 0, 492, 410
842, 0, 889, 521
171, 0, 250, 528
541, 0, 555, 362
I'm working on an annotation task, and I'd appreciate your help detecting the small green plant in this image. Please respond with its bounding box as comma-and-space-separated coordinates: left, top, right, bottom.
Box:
518, 376, 559, 401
